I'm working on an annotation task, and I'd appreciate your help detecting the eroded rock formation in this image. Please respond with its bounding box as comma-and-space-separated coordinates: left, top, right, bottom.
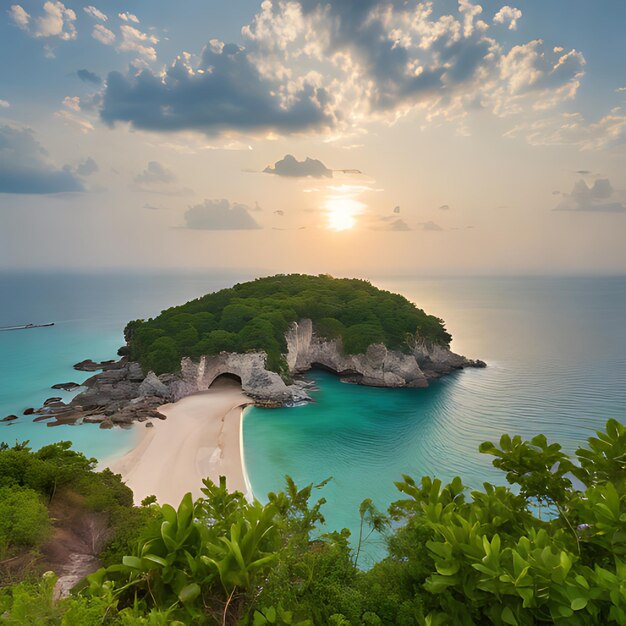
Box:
28, 319, 484, 427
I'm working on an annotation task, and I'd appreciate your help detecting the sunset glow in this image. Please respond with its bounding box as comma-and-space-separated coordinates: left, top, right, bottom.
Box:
324, 186, 367, 231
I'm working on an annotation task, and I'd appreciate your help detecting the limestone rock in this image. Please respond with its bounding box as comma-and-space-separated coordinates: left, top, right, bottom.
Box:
29, 318, 484, 426
51, 382, 80, 391
138, 372, 170, 399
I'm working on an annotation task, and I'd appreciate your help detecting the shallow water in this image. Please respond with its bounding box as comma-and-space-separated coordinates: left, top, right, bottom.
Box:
2, 273, 625, 565
243, 276, 626, 565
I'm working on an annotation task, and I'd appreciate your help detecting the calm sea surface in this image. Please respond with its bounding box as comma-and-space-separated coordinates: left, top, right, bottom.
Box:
2, 273, 625, 564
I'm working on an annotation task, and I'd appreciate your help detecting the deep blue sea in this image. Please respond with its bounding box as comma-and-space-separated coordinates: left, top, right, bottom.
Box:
2, 273, 625, 565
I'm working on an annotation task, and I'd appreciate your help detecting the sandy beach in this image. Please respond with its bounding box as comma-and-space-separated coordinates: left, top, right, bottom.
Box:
107, 380, 253, 505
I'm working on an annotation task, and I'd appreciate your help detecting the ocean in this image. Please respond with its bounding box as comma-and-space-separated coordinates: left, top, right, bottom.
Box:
2, 273, 626, 565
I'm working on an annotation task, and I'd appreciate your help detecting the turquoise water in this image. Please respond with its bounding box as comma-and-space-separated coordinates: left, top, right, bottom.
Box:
0, 272, 251, 459
243, 276, 626, 565
2, 274, 626, 565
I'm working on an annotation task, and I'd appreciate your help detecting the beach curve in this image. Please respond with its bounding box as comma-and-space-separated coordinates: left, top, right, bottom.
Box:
106, 379, 253, 505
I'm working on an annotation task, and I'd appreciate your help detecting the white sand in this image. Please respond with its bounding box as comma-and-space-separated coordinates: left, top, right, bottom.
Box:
107, 381, 253, 505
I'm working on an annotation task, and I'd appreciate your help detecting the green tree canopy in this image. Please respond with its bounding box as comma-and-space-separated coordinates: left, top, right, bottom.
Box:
125, 274, 452, 375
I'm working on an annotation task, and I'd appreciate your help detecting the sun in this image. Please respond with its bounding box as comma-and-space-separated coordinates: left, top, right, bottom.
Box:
323, 187, 366, 231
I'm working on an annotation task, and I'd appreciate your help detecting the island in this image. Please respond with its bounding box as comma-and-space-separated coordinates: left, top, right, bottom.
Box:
25, 274, 485, 428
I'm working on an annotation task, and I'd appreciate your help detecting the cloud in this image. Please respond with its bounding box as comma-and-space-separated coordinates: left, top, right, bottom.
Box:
264, 154, 332, 178
419, 220, 444, 231
97, 1, 589, 140
83, 5, 107, 22
247, 0, 582, 122
75, 157, 98, 176
134, 161, 176, 185
554, 178, 626, 213
118, 12, 139, 23
101, 40, 331, 135
504, 108, 626, 151
493, 6, 522, 30
76, 69, 102, 85
0, 124, 83, 194
387, 218, 411, 231
0, 100, 10, 108
118, 25, 158, 61
439, 204, 451, 211
8, 5, 30, 30
184, 199, 262, 230
11, 1, 77, 40
92, 23, 115, 45
62, 96, 80, 111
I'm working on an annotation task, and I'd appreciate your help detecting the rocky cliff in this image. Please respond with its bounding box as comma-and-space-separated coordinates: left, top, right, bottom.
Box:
19, 319, 484, 427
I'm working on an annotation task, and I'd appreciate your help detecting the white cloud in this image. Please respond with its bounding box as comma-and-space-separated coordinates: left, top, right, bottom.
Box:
505, 108, 626, 150
10, 1, 77, 40
62, 95, 80, 112
83, 5, 107, 22
118, 25, 158, 61
118, 11, 139, 23
8, 4, 30, 29
101, 0, 591, 143
0, 100, 10, 108
54, 109, 94, 133
493, 6, 522, 30
92, 23, 115, 45
35, 1, 77, 40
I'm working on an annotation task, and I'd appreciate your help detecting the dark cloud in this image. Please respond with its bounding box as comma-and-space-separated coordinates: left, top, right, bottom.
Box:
291, 0, 532, 114
419, 220, 443, 231
76, 69, 102, 85
75, 157, 98, 176
264, 154, 332, 178
554, 178, 626, 213
387, 218, 411, 231
0, 125, 83, 194
439, 204, 450, 211
101, 42, 331, 135
185, 199, 262, 230
135, 161, 177, 185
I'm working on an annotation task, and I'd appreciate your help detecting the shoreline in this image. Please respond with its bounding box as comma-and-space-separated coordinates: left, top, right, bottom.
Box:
106, 381, 253, 505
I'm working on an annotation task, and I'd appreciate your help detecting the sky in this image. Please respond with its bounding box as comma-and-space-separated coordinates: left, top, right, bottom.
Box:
0, 0, 625, 275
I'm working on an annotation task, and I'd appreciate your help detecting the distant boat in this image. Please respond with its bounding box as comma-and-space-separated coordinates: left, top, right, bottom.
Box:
0, 322, 55, 331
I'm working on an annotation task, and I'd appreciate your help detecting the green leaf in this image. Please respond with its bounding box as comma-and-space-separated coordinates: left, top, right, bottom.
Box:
571, 597, 588, 611
178, 582, 201, 604
121, 556, 143, 570
501, 606, 518, 626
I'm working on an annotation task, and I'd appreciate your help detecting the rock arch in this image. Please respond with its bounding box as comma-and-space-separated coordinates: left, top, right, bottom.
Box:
208, 371, 243, 388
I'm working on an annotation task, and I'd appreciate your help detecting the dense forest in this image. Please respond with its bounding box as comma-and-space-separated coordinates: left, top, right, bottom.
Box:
123, 274, 452, 376
1, 419, 625, 625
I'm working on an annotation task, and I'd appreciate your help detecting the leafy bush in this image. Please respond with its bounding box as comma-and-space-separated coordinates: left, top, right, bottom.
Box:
0, 486, 50, 559
2, 420, 624, 625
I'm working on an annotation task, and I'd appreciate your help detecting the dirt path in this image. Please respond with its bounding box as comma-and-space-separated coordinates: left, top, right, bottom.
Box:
39, 493, 109, 600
